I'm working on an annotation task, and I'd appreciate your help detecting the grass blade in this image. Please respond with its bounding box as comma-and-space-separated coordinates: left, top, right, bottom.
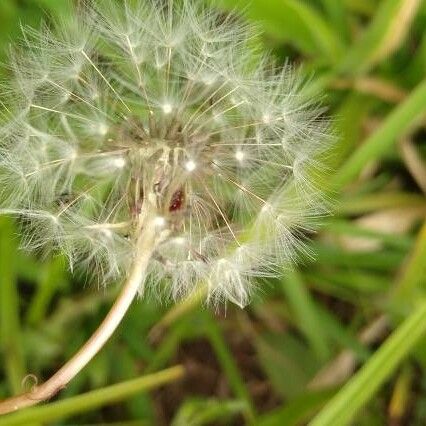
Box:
257, 388, 336, 426
339, 0, 422, 74
0, 218, 25, 394
213, 0, 343, 62
0, 366, 184, 426
205, 313, 256, 421
333, 78, 426, 188
309, 299, 426, 425
281, 270, 330, 361
310, 223, 426, 425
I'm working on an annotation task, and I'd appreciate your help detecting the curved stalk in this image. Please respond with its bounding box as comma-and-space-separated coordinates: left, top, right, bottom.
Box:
0, 223, 158, 415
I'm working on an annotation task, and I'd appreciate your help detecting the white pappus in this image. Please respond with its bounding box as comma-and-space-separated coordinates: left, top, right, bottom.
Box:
0, 0, 331, 308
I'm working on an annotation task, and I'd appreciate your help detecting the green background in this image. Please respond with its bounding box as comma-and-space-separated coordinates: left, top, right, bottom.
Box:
0, 0, 425, 425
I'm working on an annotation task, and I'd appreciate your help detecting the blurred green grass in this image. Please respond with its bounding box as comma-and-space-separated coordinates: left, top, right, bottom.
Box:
0, 0, 425, 425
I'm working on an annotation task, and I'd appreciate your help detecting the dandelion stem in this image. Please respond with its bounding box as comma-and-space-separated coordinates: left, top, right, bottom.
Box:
0, 221, 158, 415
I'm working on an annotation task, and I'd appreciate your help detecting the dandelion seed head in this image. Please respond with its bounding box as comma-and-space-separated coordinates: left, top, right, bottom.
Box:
0, 0, 331, 306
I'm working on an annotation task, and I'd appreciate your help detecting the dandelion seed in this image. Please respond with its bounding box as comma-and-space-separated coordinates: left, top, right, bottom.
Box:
101, 228, 113, 238
69, 150, 78, 160
111, 157, 126, 169
162, 103, 173, 114
173, 237, 186, 246
96, 123, 109, 136
235, 150, 245, 163
185, 160, 197, 172
154, 216, 167, 228
262, 113, 272, 124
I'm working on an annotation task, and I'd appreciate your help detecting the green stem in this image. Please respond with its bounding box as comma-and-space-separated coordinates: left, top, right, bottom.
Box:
0, 221, 158, 415
309, 300, 426, 426
0, 218, 25, 394
205, 313, 256, 422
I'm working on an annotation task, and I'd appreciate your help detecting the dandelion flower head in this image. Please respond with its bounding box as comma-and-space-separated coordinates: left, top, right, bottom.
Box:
0, 0, 330, 307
